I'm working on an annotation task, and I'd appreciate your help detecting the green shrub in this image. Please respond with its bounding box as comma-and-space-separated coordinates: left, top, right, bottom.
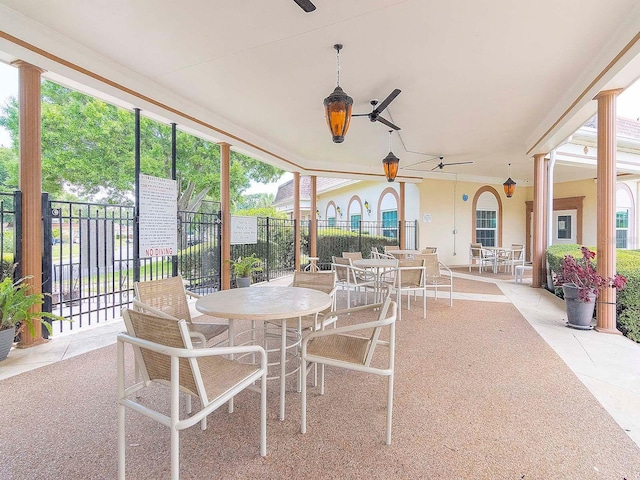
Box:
547, 244, 640, 342
1, 255, 14, 281
316, 231, 399, 268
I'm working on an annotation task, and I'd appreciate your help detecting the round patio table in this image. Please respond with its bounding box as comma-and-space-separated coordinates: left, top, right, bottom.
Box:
195, 286, 331, 420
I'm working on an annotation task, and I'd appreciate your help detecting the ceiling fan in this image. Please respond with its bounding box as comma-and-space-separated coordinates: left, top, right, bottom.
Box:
352, 89, 402, 130
294, 0, 316, 12
431, 157, 474, 171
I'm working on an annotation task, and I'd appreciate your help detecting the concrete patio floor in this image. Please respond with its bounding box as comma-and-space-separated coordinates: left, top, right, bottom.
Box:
1, 271, 639, 478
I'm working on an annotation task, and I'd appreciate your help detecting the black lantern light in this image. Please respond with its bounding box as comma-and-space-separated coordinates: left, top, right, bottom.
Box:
382, 130, 400, 182
503, 163, 516, 198
324, 44, 353, 143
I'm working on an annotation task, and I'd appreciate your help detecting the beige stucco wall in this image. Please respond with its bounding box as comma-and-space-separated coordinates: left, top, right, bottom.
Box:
418, 178, 528, 266
552, 178, 597, 246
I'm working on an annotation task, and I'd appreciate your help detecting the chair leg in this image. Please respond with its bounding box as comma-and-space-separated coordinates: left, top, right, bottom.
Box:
260, 371, 267, 457
117, 341, 126, 480
301, 357, 308, 434
386, 373, 394, 445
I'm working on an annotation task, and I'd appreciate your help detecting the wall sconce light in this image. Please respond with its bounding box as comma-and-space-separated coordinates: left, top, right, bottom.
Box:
324, 44, 353, 143
503, 163, 516, 198
336, 206, 342, 217
382, 130, 399, 182
316, 209, 320, 218
364, 200, 371, 215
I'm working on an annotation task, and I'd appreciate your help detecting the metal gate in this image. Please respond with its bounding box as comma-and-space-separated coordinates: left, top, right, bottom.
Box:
43, 197, 221, 334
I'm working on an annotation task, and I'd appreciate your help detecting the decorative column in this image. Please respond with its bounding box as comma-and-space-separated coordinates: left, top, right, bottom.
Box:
595, 89, 623, 334
310, 176, 317, 258
532, 153, 547, 288
219, 142, 231, 290
293, 172, 301, 271
13, 61, 46, 347
399, 182, 406, 249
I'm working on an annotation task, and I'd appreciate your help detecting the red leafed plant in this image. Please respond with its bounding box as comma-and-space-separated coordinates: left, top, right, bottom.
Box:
553, 246, 627, 302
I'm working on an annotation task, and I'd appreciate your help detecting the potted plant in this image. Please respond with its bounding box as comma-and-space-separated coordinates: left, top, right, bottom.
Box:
226, 254, 263, 288
552, 246, 627, 330
0, 276, 65, 360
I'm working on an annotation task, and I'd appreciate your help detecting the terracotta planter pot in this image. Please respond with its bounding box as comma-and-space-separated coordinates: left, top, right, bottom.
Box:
562, 283, 596, 330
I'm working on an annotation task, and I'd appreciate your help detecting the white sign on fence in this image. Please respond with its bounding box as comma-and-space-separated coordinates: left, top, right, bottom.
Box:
139, 174, 178, 258
231, 216, 258, 245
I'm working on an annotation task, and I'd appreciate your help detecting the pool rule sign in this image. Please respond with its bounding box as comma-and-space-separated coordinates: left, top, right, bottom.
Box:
139, 174, 178, 258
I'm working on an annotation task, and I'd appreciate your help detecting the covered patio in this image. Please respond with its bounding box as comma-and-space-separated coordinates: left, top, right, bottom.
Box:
1, 2, 640, 478
2, 274, 640, 478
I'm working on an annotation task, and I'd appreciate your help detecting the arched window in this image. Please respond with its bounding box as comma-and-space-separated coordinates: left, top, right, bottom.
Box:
378, 188, 399, 238
616, 184, 635, 249
348, 196, 363, 232
326, 202, 337, 227
472, 187, 503, 247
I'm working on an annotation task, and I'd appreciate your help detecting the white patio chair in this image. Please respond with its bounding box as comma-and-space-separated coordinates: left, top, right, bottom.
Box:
301, 297, 397, 445
391, 258, 427, 321
117, 309, 267, 480
505, 244, 525, 274
342, 251, 363, 261
331, 256, 376, 306
420, 253, 453, 306
134, 275, 228, 346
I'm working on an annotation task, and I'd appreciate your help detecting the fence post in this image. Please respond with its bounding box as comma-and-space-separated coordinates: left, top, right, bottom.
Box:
358, 219, 362, 252
266, 217, 270, 282
414, 219, 419, 250
133, 108, 141, 283
13, 190, 22, 280
41, 193, 52, 338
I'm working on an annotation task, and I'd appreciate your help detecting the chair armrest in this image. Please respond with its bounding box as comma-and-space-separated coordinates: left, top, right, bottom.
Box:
302, 304, 396, 344
118, 332, 267, 363
438, 263, 453, 276
185, 290, 202, 300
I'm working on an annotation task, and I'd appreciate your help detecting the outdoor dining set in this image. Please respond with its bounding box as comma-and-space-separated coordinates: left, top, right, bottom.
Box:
115, 246, 454, 479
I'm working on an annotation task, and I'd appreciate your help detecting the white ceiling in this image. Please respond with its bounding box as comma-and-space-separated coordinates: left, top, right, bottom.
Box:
1, 0, 640, 186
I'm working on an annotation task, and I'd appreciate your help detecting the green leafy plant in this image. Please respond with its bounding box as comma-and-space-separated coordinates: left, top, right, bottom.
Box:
226, 254, 262, 278
0, 276, 65, 336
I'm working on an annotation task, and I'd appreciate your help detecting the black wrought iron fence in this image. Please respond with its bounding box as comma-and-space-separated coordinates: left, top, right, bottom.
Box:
303, 219, 419, 270
45, 198, 221, 333
231, 217, 296, 285
0, 191, 19, 280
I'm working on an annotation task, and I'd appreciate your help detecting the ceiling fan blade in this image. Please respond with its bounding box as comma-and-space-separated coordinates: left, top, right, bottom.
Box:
430, 164, 442, 171
372, 89, 401, 114
443, 161, 474, 167
351, 113, 371, 117
376, 116, 401, 131
293, 0, 316, 12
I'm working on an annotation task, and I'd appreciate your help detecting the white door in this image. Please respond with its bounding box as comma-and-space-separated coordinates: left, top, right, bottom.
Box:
553, 210, 577, 244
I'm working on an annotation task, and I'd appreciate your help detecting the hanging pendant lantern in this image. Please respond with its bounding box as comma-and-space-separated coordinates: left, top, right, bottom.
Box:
324, 44, 353, 143
382, 130, 400, 182
503, 163, 516, 198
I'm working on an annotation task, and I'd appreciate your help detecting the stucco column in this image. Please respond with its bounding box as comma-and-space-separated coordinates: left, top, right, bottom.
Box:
219, 142, 231, 290
595, 89, 623, 334
399, 182, 406, 249
293, 172, 301, 271
310, 176, 317, 258
13, 60, 46, 346
532, 153, 547, 288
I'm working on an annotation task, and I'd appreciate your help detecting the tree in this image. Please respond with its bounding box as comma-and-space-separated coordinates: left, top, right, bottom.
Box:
0, 147, 18, 190
0, 80, 284, 206
234, 193, 275, 211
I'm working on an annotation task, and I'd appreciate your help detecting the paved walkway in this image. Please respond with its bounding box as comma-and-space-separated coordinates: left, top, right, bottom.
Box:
1, 272, 639, 448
